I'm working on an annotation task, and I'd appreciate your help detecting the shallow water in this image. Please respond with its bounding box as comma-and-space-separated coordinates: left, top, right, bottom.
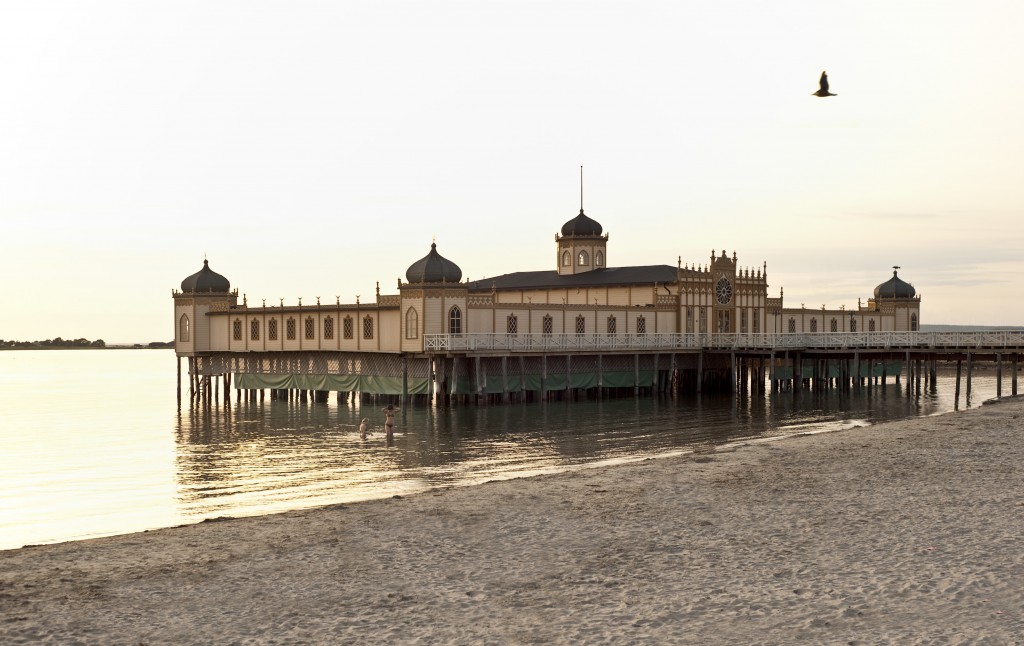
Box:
0, 349, 1003, 550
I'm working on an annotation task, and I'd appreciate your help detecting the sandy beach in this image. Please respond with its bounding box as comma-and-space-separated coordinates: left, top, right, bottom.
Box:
2, 399, 1023, 645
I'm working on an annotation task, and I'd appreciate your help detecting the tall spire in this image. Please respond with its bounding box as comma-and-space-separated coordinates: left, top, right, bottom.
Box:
580, 165, 584, 212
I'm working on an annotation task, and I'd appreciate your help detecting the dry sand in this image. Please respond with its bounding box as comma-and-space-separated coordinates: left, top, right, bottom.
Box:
3, 399, 1023, 645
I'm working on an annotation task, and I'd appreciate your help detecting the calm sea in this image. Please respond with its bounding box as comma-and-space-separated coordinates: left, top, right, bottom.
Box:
0, 349, 1001, 551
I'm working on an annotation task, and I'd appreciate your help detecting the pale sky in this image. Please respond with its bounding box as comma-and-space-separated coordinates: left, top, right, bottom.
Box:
2, 1, 1022, 342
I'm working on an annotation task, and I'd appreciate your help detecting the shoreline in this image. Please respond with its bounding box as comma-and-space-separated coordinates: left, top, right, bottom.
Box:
3, 399, 1023, 643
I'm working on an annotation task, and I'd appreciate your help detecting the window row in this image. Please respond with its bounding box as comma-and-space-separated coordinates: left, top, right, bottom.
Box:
232, 316, 373, 342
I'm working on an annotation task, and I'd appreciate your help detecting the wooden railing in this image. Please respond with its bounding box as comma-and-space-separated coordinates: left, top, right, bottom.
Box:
424, 331, 1024, 353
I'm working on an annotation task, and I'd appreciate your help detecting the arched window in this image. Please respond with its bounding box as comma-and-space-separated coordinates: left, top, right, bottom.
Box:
636, 316, 646, 335
788, 318, 796, 333
362, 316, 374, 339
323, 316, 334, 340
607, 316, 617, 334
448, 306, 462, 335
287, 317, 297, 340
343, 316, 353, 339
179, 314, 190, 342
561, 251, 571, 267
542, 315, 553, 335
406, 308, 418, 339
233, 319, 243, 341
575, 315, 586, 335
595, 250, 604, 267
850, 319, 857, 333
250, 319, 260, 341
506, 314, 518, 335
830, 318, 838, 333
578, 250, 589, 266
268, 318, 278, 341
869, 319, 876, 332
810, 319, 818, 333
305, 316, 316, 340
910, 313, 918, 331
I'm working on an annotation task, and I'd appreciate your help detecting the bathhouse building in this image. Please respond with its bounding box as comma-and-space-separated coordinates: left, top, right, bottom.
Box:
173, 207, 921, 401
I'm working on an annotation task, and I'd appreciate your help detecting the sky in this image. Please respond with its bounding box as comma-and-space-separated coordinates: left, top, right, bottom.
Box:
2, 0, 1023, 343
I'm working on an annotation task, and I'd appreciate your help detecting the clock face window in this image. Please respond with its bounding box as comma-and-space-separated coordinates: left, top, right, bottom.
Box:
715, 277, 733, 305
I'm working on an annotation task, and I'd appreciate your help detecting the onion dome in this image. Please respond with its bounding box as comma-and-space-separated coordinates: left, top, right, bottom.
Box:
560, 209, 603, 237
405, 243, 463, 283
873, 269, 916, 299
180, 259, 231, 293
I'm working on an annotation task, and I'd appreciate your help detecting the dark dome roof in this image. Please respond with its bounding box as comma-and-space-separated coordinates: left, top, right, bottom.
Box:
405, 243, 463, 283
180, 260, 231, 293
560, 209, 603, 237
874, 269, 916, 299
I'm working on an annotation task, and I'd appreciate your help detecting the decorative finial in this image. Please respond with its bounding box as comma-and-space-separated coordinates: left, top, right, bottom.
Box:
316, 296, 320, 305
580, 165, 584, 212
262, 298, 266, 307
376, 281, 380, 296
298, 297, 302, 306
336, 296, 340, 305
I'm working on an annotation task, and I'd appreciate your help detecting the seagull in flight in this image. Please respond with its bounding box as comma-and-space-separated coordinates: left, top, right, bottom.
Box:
813, 71, 836, 97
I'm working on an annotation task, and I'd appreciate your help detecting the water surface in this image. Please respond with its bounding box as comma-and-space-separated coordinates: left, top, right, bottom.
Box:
0, 349, 1001, 550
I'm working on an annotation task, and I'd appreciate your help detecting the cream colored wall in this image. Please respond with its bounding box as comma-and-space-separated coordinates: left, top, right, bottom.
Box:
208, 308, 397, 353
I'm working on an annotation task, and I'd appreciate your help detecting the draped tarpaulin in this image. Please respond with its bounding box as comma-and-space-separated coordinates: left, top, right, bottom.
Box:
234, 373, 429, 395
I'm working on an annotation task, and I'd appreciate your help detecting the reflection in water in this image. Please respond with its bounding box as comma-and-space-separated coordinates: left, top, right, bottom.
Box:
0, 349, 1006, 550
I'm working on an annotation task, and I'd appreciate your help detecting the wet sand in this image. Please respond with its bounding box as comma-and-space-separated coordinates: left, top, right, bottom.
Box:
2, 399, 1023, 644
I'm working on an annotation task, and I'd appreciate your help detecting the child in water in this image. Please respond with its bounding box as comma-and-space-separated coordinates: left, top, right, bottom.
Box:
382, 404, 399, 440
358, 418, 369, 440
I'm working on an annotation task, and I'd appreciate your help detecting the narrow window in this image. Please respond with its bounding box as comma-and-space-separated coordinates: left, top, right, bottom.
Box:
305, 316, 315, 340
850, 319, 857, 333
869, 319, 876, 332
343, 316, 353, 339
636, 316, 646, 335
542, 315, 553, 335
699, 307, 707, 334
406, 308, 418, 339
741, 310, 748, 333
268, 318, 278, 341
686, 307, 693, 333
810, 319, 818, 333
179, 314, 190, 342
250, 319, 260, 341
595, 250, 604, 267
752, 309, 759, 334
448, 306, 462, 335
233, 319, 242, 341
788, 318, 796, 333
561, 251, 571, 266
323, 317, 334, 340
287, 317, 297, 340
910, 313, 918, 331
830, 318, 838, 333
607, 316, 617, 335
575, 315, 586, 335
363, 316, 374, 340
506, 314, 518, 335
578, 250, 589, 266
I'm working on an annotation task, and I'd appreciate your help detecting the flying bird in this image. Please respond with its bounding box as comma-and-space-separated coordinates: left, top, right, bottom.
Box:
813, 71, 836, 97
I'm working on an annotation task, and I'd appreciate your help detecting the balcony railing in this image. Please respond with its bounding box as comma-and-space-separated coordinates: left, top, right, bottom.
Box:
423, 331, 1024, 353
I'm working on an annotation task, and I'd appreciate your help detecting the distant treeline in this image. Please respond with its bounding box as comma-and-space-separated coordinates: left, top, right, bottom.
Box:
0, 338, 177, 350
1, 337, 106, 349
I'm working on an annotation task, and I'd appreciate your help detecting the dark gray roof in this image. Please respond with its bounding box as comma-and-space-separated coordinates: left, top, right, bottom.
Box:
560, 209, 603, 237
873, 270, 916, 299
468, 265, 678, 291
406, 243, 463, 283
180, 260, 231, 293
